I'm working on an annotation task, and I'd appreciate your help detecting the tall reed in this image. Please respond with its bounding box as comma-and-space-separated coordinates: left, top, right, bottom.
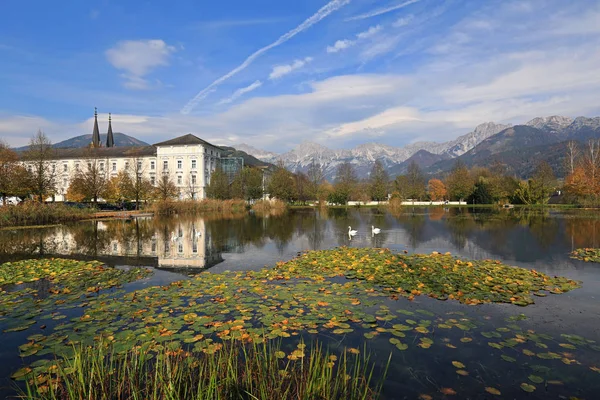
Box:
150, 199, 247, 216
0, 202, 93, 228
22, 340, 388, 400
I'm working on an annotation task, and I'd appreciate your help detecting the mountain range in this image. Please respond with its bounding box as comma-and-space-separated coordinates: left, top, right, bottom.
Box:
16, 132, 148, 151
236, 116, 600, 180
24, 115, 600, 180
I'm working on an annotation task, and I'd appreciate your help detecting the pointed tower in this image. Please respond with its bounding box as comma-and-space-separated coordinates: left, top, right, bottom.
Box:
92, 107, 101, 148
106, 113, 115, 148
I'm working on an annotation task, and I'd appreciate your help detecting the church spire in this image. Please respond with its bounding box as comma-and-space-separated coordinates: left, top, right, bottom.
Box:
92, 107, 101, 148
106, 113, 115, 148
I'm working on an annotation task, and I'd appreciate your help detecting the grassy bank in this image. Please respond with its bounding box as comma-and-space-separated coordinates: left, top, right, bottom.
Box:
21, 340, 385, 400
149, 199, 247, 216
252, 199, 287, 214
0, 202, 93, 228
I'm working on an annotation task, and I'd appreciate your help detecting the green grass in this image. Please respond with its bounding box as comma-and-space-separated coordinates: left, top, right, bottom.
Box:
20, 340, 388, 400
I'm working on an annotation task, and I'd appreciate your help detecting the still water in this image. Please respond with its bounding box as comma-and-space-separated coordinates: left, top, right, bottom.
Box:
1, 207, 600, 399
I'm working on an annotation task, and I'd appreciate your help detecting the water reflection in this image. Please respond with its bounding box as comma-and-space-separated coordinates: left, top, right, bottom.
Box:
1, 208, 600, 274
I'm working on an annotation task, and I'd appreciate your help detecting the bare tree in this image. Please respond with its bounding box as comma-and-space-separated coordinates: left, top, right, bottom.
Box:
69, 149, 109, 203
24, 130, 56, 202
584, 139, 600, 186
185, 174, 199, 200
566, 141, 580, 175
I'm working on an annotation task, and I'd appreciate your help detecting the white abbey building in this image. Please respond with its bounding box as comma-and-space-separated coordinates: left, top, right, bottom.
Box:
33, 110, 223, 201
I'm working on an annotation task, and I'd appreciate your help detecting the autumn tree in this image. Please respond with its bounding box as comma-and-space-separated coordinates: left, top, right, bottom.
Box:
369, 160, 389, 202
206, 167, 230, 200
395, 161, 426, 201
268, 162, 297, 202
0, 141, 29, 204
445, 160, 472, 202
307, 160, 325, 200
154, 173, 179, 201
295, 172, 311, 205
531, 161, 556, 204
427, 178, 447, 201
23, 130, 56, 202
119, 156, 153, 209
327, 162, 357, 205
68, 149, 109, 203
230, 167, 264, 201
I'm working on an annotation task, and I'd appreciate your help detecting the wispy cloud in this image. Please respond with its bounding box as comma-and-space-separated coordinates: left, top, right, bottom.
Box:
105, 39, 176, 90
218, 81, 263, 105
346, 0, 421, 21
180, 0, 351, 114
191, 17, 287, 29
327, 25, 383, 53
269, 57, 313, 80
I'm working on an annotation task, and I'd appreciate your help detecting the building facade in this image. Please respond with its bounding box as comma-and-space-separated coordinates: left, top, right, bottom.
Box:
24, 111, 223, 201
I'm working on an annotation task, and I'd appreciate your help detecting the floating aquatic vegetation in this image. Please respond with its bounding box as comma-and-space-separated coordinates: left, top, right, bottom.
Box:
571, 248, 600, 263
268, 247, 581, 306
0, 250, 597, 399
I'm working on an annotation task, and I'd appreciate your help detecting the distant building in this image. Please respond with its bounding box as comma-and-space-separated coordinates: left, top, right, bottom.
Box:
22, 109, 223, 201
220, 157, 244, 183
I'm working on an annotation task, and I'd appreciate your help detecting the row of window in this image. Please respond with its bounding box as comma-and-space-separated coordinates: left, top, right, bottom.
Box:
52, 158, 208, 174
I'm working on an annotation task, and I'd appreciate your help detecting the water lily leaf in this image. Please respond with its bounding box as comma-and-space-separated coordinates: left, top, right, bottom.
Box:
528, 375, 543, 384
485, 387, 501, 395
451, 361, 466, 369
456, 369, 469, 376
500, 355, 516, 362
520, 383, 536, 392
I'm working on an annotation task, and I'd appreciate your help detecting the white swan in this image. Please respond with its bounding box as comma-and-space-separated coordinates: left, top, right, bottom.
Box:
372, 226, 381, 235
348, 226, 357, 236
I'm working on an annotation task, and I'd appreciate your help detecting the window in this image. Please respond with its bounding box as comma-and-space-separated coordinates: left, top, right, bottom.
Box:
163, 161, 168, 170
211, 150, 213, 156
87, 163, 92, 170
177, 160, 182, 169
75, 163, 79, 171
112, 162, 116, 171
63, 164, 68, 172
63, 178, 67, 187
191, 159, 196, 169
52, 164, 56, 173
177, 176, 182, 185
125, 161, 129, 169
100, 163, 104, 171
151, 176, 155, 185
137, 161, 142, 170
178, 242, 183, 253
150, 161, 155, 170
191, 175, 196, 185
192, 241, 198, 254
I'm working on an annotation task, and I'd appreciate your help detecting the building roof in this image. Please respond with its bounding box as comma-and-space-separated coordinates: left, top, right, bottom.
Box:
154, 134, 222, 150
21, 145, 157, 161
92, 109, 101, 148
106, 113, 115, 148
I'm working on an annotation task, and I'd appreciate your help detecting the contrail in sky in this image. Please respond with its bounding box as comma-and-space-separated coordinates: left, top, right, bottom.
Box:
345, 0, 421, 21
181, 0, 351, 114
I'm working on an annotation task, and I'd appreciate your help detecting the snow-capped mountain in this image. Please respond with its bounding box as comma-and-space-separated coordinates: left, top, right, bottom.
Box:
525, 116, 573, 132
235, 116, 599, 180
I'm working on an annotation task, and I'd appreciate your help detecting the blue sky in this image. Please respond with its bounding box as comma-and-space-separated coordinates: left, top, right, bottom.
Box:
1, 0, 599, 150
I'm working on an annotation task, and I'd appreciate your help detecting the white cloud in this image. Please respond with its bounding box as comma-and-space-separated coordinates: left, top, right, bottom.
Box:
218, 81, 263, 105
326, 25, 383, 53
346, 0, 421, 21
393, 14, 414, 27
356, 25, 383, 39
327, 39, 354, 53
269, 57, 313, 80
105, 39, 176, 90
180, 0, 350, 114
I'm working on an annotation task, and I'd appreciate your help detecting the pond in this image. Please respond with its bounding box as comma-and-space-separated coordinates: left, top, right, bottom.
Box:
1, 207, 600, 399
